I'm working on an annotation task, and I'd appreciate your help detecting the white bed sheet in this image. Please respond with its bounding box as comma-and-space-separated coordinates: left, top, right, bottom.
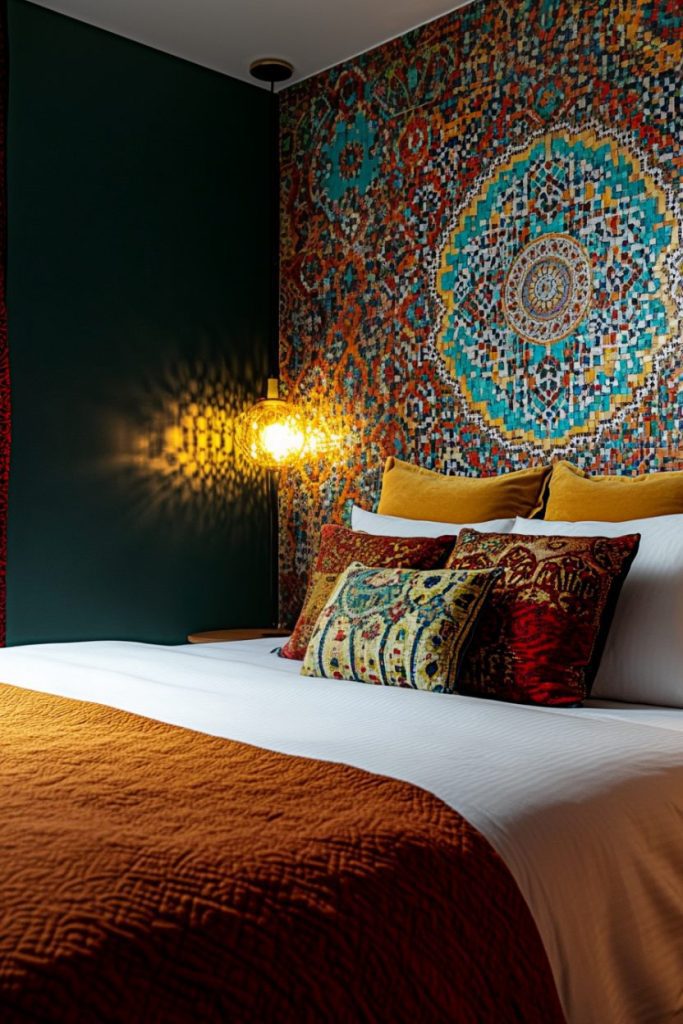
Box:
0, 637, 680, 1024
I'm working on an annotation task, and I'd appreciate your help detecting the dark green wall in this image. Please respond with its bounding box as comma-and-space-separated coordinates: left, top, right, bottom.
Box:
6, 0, 273, 644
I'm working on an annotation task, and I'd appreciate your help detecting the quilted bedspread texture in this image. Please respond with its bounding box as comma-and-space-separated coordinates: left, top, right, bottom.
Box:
0, 683, 564, 1023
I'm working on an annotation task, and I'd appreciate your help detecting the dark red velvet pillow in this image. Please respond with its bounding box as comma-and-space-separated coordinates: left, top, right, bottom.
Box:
446, 529, 641, 706
280, 525, 456, 660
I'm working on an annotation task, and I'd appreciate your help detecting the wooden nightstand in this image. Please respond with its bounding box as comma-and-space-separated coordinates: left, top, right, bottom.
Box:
187, 628, 291, 644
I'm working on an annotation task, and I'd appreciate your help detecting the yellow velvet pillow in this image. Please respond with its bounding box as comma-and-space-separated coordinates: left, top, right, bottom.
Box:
377, 457, 550, 523
544, 461, 683, 521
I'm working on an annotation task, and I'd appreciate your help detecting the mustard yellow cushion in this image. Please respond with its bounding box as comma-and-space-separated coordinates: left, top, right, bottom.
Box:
377, 457, 550, 523
544, 461, 683, 521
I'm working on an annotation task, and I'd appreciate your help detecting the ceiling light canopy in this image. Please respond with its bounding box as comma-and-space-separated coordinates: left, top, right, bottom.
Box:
249, 58, 294, 85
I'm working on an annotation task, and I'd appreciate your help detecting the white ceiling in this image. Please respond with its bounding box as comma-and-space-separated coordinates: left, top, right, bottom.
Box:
28, 0, 472, 89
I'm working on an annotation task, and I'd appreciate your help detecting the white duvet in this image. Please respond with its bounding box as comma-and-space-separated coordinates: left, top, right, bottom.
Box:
0, 637, 681, 1024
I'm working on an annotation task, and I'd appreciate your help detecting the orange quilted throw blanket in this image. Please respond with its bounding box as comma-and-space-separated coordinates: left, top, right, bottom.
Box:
0, 683, 565, 1023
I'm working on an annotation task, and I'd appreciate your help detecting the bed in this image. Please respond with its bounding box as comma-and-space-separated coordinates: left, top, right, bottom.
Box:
0, 636, 681, 1023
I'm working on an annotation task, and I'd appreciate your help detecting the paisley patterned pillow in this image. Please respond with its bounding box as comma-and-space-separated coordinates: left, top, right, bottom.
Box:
447, 529, 641, 706
300, 562, 500, 692
280, 526, 456, 660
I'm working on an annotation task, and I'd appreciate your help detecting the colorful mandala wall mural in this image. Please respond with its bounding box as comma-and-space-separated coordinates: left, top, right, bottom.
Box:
278, 0, 683, 622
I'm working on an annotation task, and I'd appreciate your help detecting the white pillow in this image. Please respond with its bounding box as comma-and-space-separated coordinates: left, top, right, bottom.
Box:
351, 505, 515, 538
512, 515, 683, 707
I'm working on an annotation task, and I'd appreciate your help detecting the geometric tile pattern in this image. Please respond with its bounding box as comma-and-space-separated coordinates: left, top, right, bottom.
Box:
279, 0, 683, 622
431, 123, 681, 450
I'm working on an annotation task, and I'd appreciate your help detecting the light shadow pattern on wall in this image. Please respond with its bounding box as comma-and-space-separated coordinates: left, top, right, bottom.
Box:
109, 357, 268, 534
279, 0, 683, 621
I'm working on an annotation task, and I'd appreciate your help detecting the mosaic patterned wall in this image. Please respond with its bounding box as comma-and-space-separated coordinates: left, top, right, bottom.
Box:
279, 0, 683, 621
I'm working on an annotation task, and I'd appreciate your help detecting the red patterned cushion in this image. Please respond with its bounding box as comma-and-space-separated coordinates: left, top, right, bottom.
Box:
446, 529, 641, 706
280, 525, 455, 660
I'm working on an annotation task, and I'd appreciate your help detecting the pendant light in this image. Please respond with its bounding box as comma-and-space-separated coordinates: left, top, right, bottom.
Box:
234, 58, 298, 469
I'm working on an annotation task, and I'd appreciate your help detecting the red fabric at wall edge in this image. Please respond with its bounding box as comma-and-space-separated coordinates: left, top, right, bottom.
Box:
0, 1, 11, 646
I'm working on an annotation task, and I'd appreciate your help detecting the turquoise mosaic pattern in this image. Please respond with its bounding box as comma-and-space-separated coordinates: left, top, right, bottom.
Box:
432, 126, 680, 447
317, 112, 381, 207
278, 0, 683, 622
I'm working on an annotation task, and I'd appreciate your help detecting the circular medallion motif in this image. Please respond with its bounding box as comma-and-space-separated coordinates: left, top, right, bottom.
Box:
503, 234, 592, 343
431, 125, 681, 451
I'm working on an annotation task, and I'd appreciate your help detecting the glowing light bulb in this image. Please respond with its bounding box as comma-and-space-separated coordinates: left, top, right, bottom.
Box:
260, 420, 305, 464
234, 379, 307, 470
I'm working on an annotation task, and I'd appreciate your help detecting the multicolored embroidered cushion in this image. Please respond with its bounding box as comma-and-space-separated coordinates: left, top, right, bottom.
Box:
300, 562, 500, 692
446, 529, 641, 706
280, 526, 456, 660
